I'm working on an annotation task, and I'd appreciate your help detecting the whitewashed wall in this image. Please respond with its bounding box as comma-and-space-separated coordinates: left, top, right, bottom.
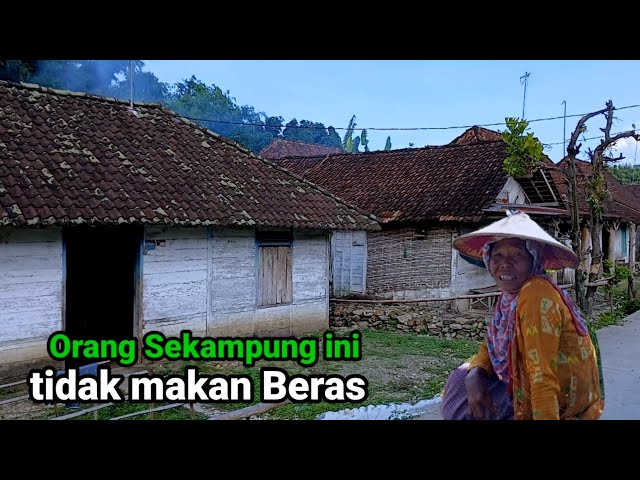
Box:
0, 225, 332, 376
331, 230, 367, 296
143, 227, 208, 336
499, 177, 528, 204
0, 227, 63, 371
451, 226, 495, 297
208, 228, 256, 336
207, 228, 329, 337
290, 231, 329, 335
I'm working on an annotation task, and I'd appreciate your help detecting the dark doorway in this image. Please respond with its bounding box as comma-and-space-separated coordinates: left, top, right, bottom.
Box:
64, 225, 141, 367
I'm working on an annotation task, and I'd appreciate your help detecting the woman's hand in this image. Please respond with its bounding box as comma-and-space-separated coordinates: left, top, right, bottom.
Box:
465, 367, 494, 419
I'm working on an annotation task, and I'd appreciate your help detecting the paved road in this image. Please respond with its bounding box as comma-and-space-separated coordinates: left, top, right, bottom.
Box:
597, 310, 640, 420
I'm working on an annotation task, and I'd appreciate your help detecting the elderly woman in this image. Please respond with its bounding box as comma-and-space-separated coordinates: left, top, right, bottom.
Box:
442, 212, 604, 420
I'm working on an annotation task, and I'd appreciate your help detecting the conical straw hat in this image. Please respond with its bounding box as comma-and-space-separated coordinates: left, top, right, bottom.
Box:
453, 212, 578, 270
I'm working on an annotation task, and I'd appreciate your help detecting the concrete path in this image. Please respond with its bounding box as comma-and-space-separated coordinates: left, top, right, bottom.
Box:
597, 309, 640, 420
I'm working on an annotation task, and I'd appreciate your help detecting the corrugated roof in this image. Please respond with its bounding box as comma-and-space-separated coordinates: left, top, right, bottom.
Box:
0, 81, 379, 231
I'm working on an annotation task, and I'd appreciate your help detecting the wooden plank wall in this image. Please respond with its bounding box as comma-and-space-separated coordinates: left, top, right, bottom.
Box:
0, 228, 63, 345
258, 245, 292, 307
208, 229, 329, 337
143, 227, 207, 336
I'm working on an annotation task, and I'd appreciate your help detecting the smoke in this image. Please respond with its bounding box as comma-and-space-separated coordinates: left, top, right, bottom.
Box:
29, 60, 168, 104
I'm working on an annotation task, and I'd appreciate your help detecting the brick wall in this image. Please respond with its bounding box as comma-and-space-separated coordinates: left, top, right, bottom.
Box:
366, 227, 452, 295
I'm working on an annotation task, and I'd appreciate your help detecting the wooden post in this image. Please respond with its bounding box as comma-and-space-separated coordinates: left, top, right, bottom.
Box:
581, 224, 591, 272
608, 223, 617, 268
630, 223, 636, 269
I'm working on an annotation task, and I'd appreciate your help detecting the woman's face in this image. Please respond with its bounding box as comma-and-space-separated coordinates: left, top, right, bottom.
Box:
488, 238, 534, 293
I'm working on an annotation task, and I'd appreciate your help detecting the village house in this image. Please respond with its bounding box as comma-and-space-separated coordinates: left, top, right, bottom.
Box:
0, 81, 379, 378
550, 158, 640, 276
272, 128, 566, 302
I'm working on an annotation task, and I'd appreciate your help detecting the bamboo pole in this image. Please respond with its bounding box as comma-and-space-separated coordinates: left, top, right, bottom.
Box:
208, 400, 291, 420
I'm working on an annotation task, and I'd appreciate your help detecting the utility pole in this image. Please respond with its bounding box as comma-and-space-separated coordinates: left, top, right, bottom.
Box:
520, 72, 531, 119
633, 137, 638, 184
129, 60, 134, 109
562, 100, 567, 157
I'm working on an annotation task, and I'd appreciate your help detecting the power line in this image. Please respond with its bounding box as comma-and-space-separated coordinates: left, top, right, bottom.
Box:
543, 128, 640, 147
179, 103, 640, 133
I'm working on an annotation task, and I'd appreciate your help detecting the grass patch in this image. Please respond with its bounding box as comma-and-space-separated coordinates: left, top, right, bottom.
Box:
143, 329, 480, 420
0, 329, 480, 421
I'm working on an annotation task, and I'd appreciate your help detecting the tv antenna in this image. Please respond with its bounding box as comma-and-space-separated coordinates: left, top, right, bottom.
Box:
520, 72, 531, 119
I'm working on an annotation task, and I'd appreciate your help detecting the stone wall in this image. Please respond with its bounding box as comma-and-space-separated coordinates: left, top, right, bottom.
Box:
330, 301, 490, 341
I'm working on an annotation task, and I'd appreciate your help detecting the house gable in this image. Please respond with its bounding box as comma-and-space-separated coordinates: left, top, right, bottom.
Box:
449, 125, 503, 145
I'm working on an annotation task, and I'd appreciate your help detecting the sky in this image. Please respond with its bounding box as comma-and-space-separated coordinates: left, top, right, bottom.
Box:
142, 60, 640, 164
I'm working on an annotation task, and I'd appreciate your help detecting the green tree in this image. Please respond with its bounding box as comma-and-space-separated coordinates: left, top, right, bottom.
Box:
18, 61, 342, 155
0, 60, 36, 81
360, 129, 369, 152
501, 117, 544, 177
281, 118, 342, 149
166, 76, 245, 138
343, 114, 391, 152
167, 77, 286, 153
563, 102, 640, 314
264, 116, 284, 137
608, 164, 640, 185
343, 115, 357, 152
583, 102, 640, 313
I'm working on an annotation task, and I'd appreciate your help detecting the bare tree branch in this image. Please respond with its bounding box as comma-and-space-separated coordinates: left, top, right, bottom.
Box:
567, 106, 608, 157
595, 130, 640, 157
603, 153, 625, 163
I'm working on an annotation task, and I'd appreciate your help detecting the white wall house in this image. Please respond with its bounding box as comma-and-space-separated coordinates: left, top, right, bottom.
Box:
0, 81, 379, 379
0, 225, 332, 376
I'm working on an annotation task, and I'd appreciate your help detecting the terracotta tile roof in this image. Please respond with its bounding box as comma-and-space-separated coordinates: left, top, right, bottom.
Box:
272, 141, 513, 223
259, 138, 343, 160
450, 126, 503, 145
553, 158, 640, 224
0, 81, 379, 231
625, 184, 640, 198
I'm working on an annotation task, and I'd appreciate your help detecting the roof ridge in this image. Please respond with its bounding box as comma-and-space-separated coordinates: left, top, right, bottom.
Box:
273, 138, 335, 146
276, 139, 506, 161
165, 110, 380, 225
0, 80, 164, 109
